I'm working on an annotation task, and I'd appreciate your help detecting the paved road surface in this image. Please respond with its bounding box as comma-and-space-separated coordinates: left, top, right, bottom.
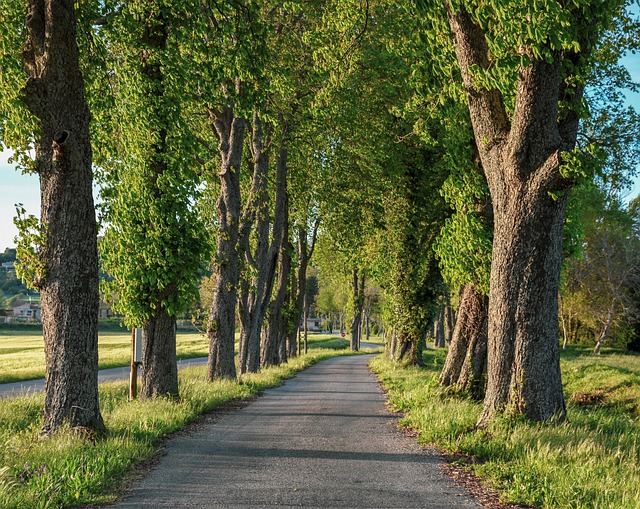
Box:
111, 355, 482, 509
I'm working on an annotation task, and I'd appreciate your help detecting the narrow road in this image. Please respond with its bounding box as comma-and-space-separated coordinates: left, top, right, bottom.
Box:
112, 355, 482, 509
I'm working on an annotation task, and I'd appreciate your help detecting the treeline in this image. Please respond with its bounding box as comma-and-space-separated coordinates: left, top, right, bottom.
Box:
0, 0, 638, 434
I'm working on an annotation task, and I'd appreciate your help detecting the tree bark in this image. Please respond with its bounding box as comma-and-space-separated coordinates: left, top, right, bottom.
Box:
259, 125, 290, 368
456, 293, 488, 399
207, 107, 246, 380
350, 269, 365, 351
434, 305, 445, 347
22, 0, 104, 434
285, 218, 320, 357
141, 310, 178, 398
440, 283, 488, 400
446, 4, 585, 424
444, 299, 454, 346
263, 199, 291, 367
238, 111, 272, 375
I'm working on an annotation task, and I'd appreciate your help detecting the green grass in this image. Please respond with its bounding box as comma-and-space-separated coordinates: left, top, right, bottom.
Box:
369, 347, 640, 509
0, 337, 357, 509
0, 330, 210, 384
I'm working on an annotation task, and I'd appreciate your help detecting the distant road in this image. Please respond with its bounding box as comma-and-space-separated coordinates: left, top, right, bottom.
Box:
0, 357, 208, 399
0, 342, 381, 399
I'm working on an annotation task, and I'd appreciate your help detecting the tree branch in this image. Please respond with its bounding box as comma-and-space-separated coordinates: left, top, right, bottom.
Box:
445, 2, 509, 159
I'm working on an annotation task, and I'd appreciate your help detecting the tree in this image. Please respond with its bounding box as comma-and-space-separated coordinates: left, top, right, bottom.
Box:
384, 139, 448, 365
439, 0, 624, 424
0, 0, 104, 433
562, 188, 640, 354
96, 1, 210, 399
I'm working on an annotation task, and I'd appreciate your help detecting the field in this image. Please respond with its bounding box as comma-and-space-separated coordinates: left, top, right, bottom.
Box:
0, 328, 209, 384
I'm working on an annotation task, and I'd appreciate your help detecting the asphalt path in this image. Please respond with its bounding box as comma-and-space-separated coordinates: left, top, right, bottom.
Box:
111, 354, 482, 509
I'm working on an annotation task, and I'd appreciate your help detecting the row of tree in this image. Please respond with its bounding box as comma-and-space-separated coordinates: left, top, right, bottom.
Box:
0, 0, 638, 434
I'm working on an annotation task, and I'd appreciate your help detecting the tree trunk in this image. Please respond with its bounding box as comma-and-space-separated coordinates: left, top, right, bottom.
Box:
456, 292, 489, 399
440, 283, 488, 390
479, 185, 567, 424
303, 294, 309, 354
238, 112, 272, 375
350, 269, 365, 351
439, 284, 489, 399
294, 228, 309, 351
444, 300, 454, 346
434, 305, 445, 347
207, 107, 246, 380
263, 197, 291, 367
446, 5, 581, 424
141, 310, 178, 398
593, 302, 615, 355
397, 330, 424, 366
22, 0, 104, 434
560, 293, 569, 349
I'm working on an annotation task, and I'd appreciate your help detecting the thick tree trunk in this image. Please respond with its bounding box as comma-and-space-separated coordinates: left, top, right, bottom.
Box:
479, 185, 567, 424
397, 329, 424, 366
261, 132, 291, 366
456, 290, 489, 399
207, 108, 246, 380
439, 284, 489, 399
238, 112, 271, 375
141, 310, 178, 398
22, 0, 104, 434
446, 4, 582, 424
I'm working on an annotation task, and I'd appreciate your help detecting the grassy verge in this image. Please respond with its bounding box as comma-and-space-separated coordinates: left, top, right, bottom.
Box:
0, 337, 357, 509
369, 347, 640, 509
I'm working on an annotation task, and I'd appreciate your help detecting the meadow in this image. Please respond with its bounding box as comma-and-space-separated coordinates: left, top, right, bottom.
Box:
0, 328, 209, 384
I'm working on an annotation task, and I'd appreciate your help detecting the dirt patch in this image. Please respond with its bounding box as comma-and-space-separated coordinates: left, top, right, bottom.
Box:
441, 457, 534, 509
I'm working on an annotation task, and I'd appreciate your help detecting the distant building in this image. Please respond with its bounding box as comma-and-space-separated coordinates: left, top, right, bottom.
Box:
306, 317, 322, 332
1, 261, 15, 270
12, 303, 42, 323
99, 300, 114, 319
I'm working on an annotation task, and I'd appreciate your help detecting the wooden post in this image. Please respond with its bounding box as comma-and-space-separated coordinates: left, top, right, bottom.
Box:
129, 329, 137, 400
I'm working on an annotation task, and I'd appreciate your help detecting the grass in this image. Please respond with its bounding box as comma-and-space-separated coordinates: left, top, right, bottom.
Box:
0, 335, 360, 509
0, 330, 209, 384
369, 346, 640, 509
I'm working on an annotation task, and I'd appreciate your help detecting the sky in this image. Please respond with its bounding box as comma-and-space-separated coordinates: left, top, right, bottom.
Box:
0, 52, 639, 252
0, 150, 39, 251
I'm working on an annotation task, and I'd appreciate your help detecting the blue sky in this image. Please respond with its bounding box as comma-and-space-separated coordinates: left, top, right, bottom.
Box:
1, 52, 639, 251
0, 151, 39, 251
